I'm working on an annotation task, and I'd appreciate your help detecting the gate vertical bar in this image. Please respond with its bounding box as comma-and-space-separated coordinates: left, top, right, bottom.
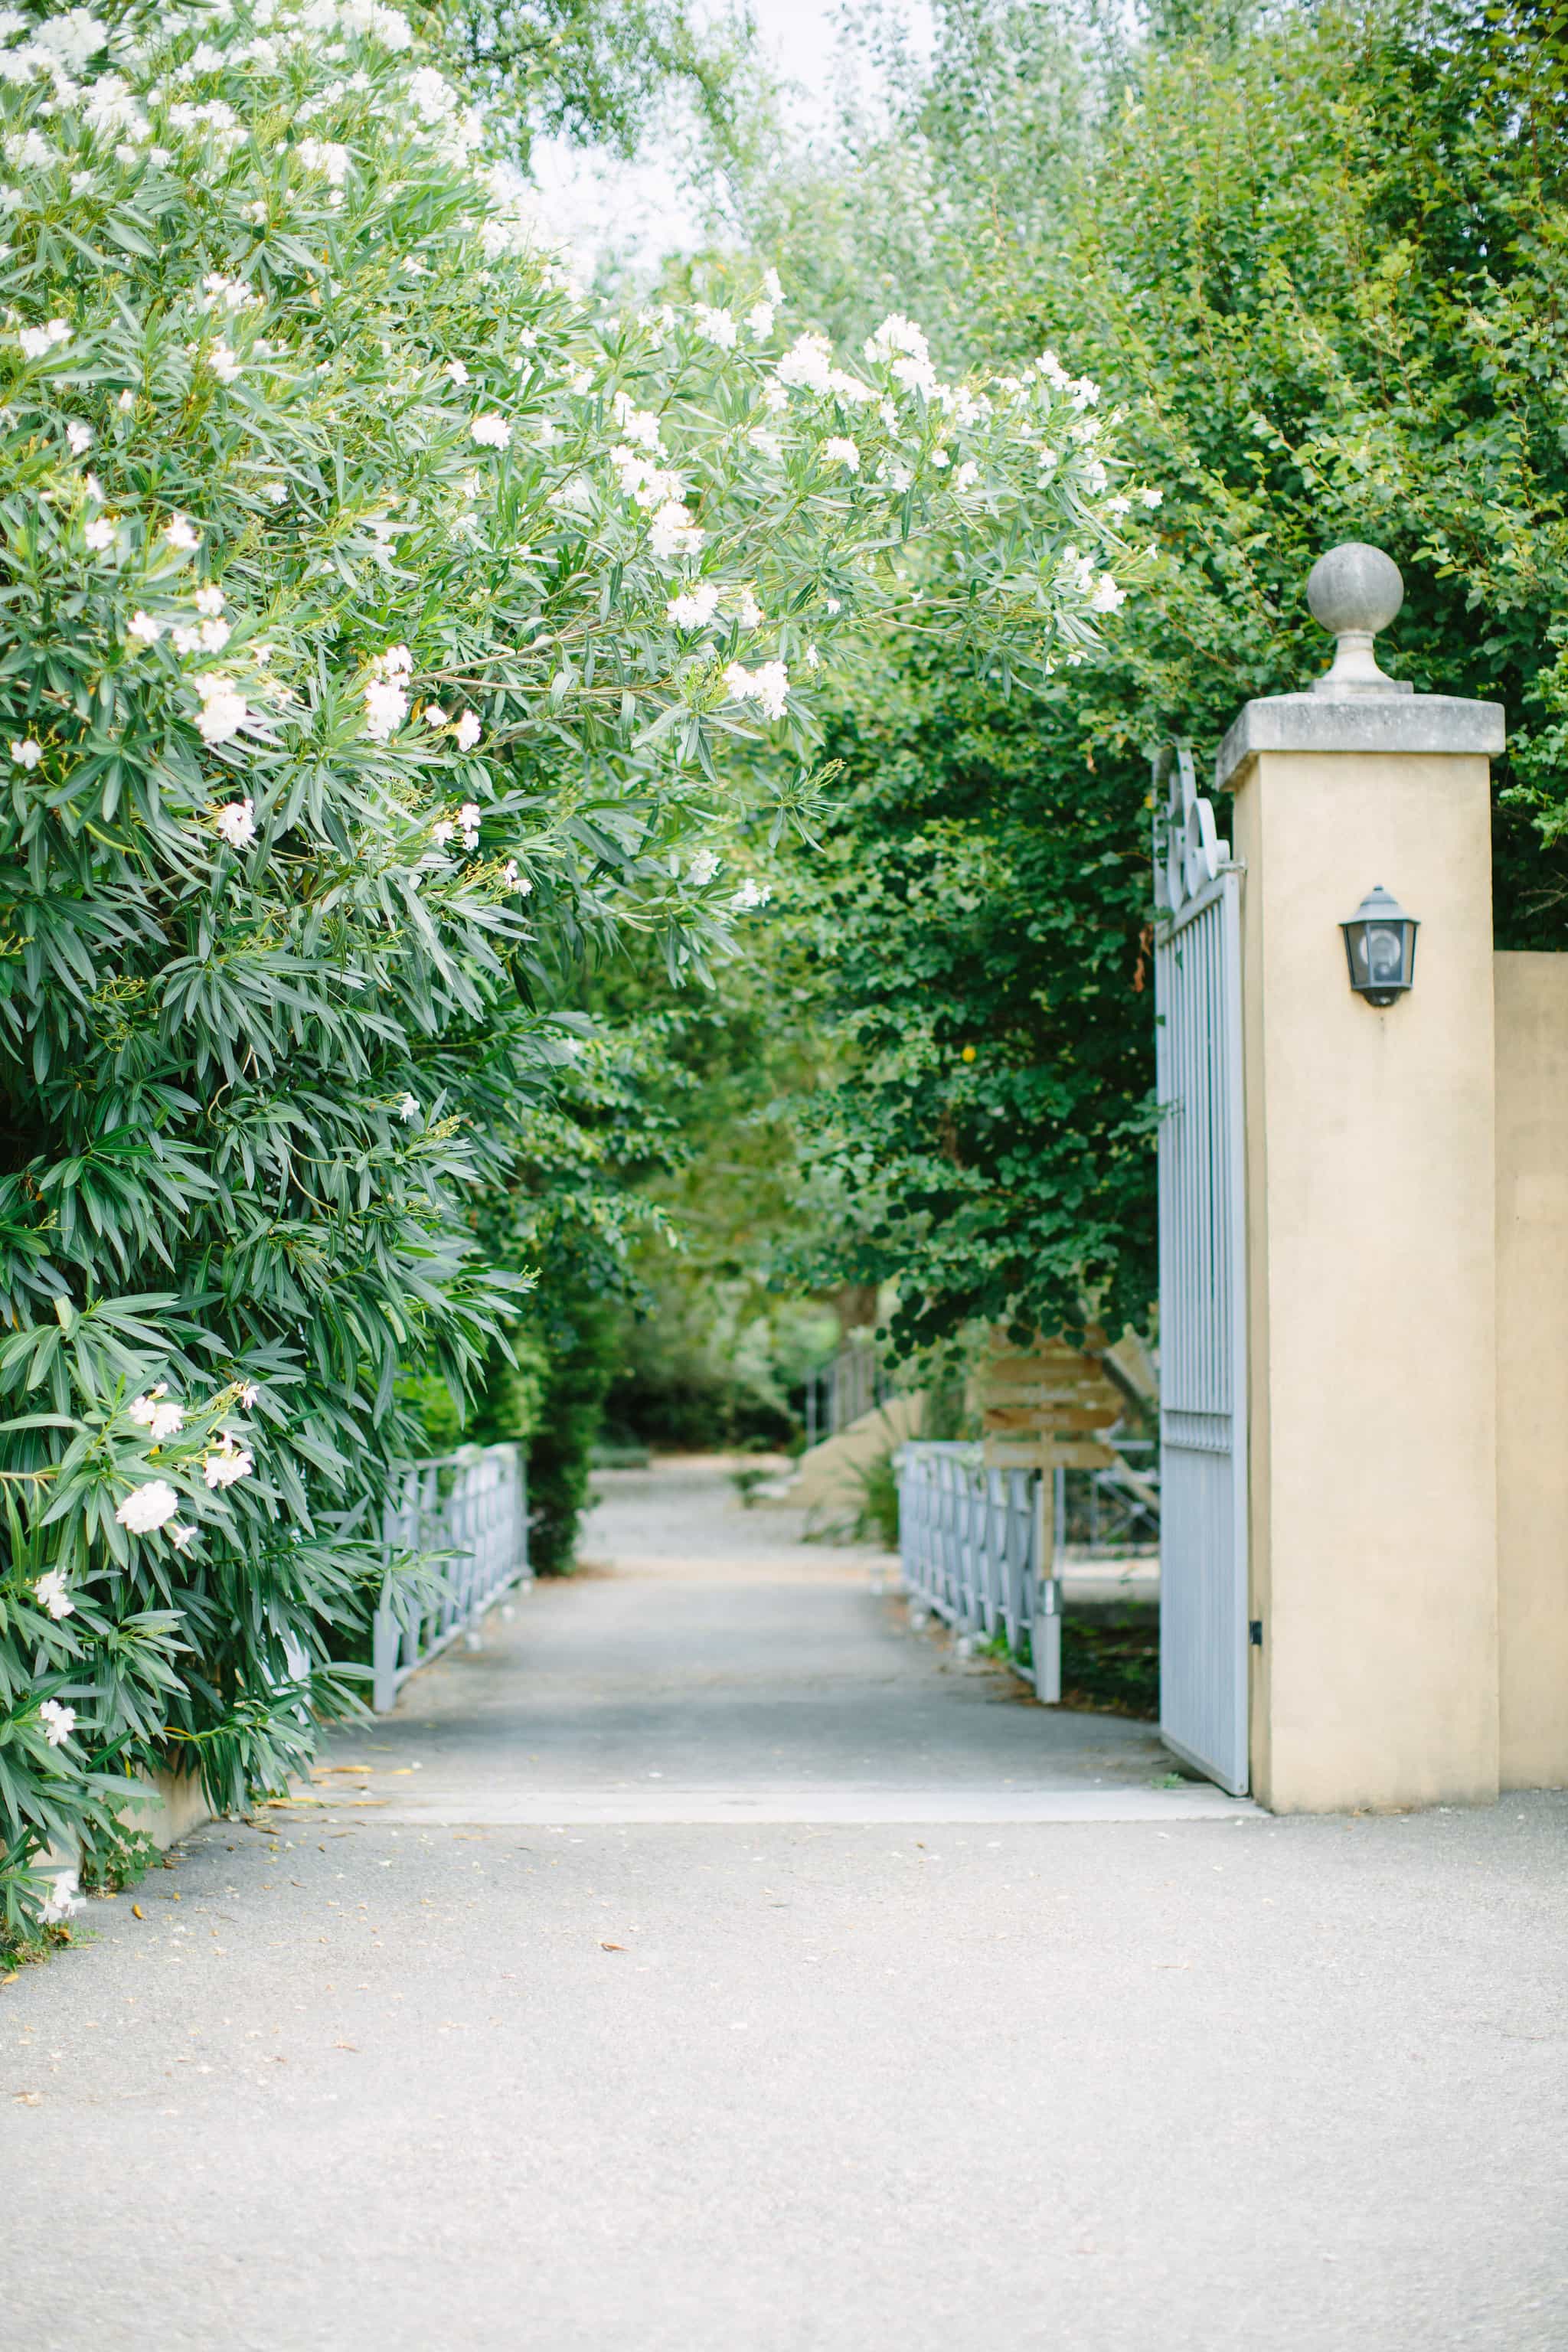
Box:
1154, 743, 1250, 1795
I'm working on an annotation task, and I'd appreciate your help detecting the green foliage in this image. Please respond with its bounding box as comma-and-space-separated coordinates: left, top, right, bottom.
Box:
1060, 1608, 1161, 1721
736, 0, 1568, 1355
787, 657, 1160, 1351
524, 1289, 617, 1572
445, 0, 755, 171
0, 0, 1123, 1937
848, 1439, 900, 1548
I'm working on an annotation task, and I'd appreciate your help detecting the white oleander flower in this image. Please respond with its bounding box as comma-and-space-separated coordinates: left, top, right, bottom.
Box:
612, 393, 662, 452
38, 1697, 77, 1748
116, 389, 135, 410
694, 303, 737, 349
264, 482, 287, 505
199, 617, 230, 652
1140, 487, 1164, 508
196, 678, 249, 745
431, 818, 455, 846
18, 319, 70, 361
83, 515, 116, 550
237, 1380, 260, 1409
955, 460, 979, 490
1089, 573, 1126, 613
610, 446, 683, 509
776, 331, 834, 395
41, 1867, 84, 1921
194, 586, 224, 617
204, 1433, 254, 1489
730, 877, 772, 910
214, 798, 256, 848
648, 500, 704, 562
171, 626, 201, 656
168, 1523, 197, 1553
736, 588, 763, 630
825, 597, 841, 614
10, 738, 41, 767
65, 420, 93, 455
164, 514, 200, 553
763, 267, 784, 304
453, 710, 482, 751
723, 659, 789, 723
115, 1477, 181, 1534
34, 1569, 73, 1620
129, 1384, 185, 1441
362, 678, 408, 740
805, 644, 820, 668
746, 301, 774, 341
747, 426, 782, 463
471, 412, 511, 449
687, 848, 720, 885
209, 344, 240, 384
458, 799, 481, 846
822, 436, 860, 472
761, 383, 788, 414
299, 136, 350, 186
399, 1093, 418, 1121
668, 583, 720, 631
423, 704, 449, 727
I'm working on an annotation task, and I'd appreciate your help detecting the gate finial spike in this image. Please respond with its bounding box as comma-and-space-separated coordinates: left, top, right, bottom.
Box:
1305, 543, 1412, 697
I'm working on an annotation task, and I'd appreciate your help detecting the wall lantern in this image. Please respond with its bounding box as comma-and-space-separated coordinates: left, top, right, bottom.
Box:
1341, 884, 1419, 1006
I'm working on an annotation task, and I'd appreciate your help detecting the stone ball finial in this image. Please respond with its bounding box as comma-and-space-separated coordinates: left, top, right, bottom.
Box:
1305, 544, 1410, 696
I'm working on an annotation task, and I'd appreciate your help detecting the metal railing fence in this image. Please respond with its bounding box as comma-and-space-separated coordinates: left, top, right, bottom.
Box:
371, 1443, 530, 1713
897, 1442, 1060, 1701
803, 1337, 893, 1446
897, 1439, 1163, 1707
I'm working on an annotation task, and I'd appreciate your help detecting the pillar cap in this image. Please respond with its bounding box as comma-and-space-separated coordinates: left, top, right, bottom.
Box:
1307, 543, 1410, 697
1215, 691, 1506, 795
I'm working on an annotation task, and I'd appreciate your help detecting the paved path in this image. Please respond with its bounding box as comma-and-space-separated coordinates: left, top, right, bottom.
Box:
4, 1458, 1566, 2350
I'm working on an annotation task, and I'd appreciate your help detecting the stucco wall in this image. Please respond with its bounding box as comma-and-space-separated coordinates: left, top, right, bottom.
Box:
1232, 745, 1500, 1811
1494, 951, 1568, 1789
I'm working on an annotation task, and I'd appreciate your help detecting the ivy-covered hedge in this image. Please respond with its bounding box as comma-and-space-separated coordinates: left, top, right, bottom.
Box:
0, 0, 1135, 1946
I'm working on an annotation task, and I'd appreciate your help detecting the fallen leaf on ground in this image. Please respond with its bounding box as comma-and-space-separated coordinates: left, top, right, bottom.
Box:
599, 1942, 627, 1952
334, 2041, 358, 2052
131, 1905, 144, 1919
15, 2090, 41, 2104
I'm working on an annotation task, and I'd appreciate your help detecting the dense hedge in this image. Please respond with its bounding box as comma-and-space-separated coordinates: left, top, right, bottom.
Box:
0, 0, 1134, 1944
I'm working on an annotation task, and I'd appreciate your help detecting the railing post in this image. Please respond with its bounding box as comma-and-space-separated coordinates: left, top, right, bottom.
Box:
1034, 1469, 1062, 1704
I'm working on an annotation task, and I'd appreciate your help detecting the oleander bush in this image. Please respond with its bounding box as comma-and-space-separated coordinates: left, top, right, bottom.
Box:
0, 0, 1136, 1945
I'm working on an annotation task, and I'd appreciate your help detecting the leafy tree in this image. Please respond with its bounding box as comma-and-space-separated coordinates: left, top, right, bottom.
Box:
733, 0, 1568, 1357
443, 0, 754, 170
0, 0, 1131, 1942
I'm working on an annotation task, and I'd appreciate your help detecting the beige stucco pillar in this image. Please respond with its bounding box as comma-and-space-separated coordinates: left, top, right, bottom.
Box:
1494, 952, 1568, 1789
1219, 545, 1506, 1811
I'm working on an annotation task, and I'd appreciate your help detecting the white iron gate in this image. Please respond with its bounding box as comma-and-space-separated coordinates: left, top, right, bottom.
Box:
1153, 743, 1250, 1793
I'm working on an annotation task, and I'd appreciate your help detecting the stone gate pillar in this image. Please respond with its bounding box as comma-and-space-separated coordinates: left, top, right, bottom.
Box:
1220, 545, 1505, 1811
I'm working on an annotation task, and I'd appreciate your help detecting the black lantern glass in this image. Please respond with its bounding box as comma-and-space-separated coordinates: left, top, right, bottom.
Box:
1341, 884, 1419, 1007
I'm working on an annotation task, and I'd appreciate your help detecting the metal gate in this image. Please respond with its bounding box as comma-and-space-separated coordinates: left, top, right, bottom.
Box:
1153, 744, 1250, 1793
